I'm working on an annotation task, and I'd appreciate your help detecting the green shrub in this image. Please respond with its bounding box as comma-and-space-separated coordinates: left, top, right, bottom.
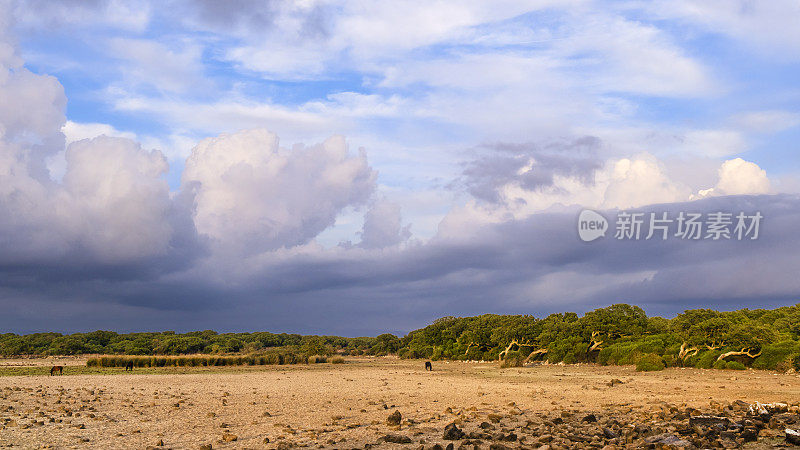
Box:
752, 341, 800, 370
695, 350, 722, 369
499, 350, 524, 368
712, 359, 727, 370
330, 356, 345, 364
500, 356, 524, 368
635, 354, 665, 372
726, 361, 746, 370
84, 352, 308, 368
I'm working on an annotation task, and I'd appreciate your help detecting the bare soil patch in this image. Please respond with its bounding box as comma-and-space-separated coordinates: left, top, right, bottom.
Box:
0, 358, 798, 449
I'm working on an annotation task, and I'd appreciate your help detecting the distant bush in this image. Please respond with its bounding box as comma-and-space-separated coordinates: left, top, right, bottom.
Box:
308, 355, 327, 363
330, 356, 345, 364
726, 361, 746, 370
662, 353, 677, 368
86, 352, 308, 368
301, 337, 333, 357
752, 340, 799, 370
1, 330, 378, 358
499, 351, 524, 368
696, 350, 722, 369
635, 354, 665, 372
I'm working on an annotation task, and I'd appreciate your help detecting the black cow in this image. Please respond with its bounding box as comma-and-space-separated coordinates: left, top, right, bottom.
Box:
125, 361, 134, 372
425, 361, 432, 371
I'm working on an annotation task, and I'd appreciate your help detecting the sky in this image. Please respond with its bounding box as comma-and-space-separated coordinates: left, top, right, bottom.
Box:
1, 0, 799, 336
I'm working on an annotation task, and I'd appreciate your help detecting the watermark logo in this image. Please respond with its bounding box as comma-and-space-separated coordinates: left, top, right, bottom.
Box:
578, 209, 763, 242
577, 209, 608, 242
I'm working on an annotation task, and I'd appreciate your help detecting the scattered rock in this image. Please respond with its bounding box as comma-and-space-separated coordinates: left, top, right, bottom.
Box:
741, 426, 759, 442
443, 422, 465, 440
645, 433, 695, 448
387, 410, 402, 426
221, 433, 237, 442
496, 432, 517, 442
602, 427, 618, 439
689, 415, 729, 428
787, 428, 800, 446
382, 434, 412, 444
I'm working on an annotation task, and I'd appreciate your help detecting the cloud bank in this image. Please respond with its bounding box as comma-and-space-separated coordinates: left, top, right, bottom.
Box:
1, 0, 799, 334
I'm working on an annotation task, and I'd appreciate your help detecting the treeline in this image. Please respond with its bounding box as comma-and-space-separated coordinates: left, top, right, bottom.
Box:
4, 304, 800, 372
398, 304, 800, 371
0, 330, 401, 358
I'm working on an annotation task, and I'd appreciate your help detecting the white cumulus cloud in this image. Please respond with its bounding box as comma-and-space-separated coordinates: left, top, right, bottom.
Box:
62, 120, 137, 144
694, 158, 771, 199
181, 129, 377, 255
357, 199, 411, 249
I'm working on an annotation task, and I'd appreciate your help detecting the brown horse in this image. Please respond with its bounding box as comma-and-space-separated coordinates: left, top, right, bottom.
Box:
125, 361, 134, 371
50, 365, 63, 376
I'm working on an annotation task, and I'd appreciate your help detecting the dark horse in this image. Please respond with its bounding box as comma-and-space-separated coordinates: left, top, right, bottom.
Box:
425, 361, 432, 371
125, 361, 134, 371
50, 366, 63, 376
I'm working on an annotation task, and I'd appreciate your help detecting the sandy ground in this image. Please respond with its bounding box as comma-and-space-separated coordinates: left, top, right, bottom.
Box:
1, 358, 799, 449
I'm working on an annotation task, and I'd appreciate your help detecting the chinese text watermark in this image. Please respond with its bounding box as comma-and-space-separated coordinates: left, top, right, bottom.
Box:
578, 209, 762, 242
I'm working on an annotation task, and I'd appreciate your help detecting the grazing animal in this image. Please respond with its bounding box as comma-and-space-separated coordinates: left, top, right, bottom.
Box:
125, 361, 134, 371
425, 361, 432, 371
50, 365, 63, 376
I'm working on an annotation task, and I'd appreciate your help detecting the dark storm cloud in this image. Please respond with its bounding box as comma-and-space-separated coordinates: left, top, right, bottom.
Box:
459, 136, 603, 203
228, 193, 800, 333
2, 193, 797, 335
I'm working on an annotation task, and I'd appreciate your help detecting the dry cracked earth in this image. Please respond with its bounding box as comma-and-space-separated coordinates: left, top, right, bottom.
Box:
1, 358, 800, 449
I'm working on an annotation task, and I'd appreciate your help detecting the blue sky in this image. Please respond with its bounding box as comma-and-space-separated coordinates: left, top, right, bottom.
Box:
1, 0, 800, 334
16, 2, 800, 189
